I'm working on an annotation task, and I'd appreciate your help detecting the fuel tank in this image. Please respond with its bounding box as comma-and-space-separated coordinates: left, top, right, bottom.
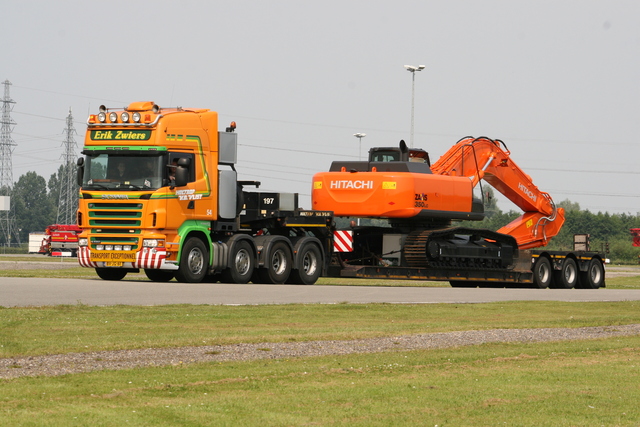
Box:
312, 160, 484, 221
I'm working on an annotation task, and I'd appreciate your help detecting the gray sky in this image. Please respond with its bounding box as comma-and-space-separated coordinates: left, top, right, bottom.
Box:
3, 0, 639, 214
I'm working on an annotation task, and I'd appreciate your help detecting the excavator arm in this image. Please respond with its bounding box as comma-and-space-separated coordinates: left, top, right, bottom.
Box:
430, 136, 565, 249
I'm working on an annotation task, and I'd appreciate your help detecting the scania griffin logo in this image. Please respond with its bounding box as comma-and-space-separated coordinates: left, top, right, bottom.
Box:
101, 194, 130, 199
329, 180, 374, 189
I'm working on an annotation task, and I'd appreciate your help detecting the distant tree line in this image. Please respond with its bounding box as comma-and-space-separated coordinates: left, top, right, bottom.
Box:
0, 165, 79, 245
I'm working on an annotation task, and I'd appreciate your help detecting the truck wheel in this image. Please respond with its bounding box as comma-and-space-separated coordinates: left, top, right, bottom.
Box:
258, 241, 292, 284
95, 268, 127, 281
288, 244, 322, 285
221, 240, 254, 284
579, 258, 604, 289
532, 257, 552, 289
175, 238, 209, 283
553, 258, 578, 289
144, 269, 175, 282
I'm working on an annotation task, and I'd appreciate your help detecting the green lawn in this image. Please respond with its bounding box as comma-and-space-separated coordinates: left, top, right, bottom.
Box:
1, 260, 639, 425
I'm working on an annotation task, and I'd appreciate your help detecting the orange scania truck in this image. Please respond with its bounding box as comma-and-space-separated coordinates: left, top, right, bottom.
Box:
77, 102, 605, 289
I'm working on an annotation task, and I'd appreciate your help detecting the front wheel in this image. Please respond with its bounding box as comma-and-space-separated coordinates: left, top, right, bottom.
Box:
220, 240, 254, 284
95, 268, 127, 281
175, 238, 209, 283
579, 258, 604, 289
532, 257, 552, 289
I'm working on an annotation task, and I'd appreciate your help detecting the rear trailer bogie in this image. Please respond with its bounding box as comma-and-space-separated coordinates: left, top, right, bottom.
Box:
328, 227, 605, 289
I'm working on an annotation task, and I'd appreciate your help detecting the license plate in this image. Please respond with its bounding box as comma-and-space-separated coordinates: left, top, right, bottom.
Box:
106, 261, 123, 267
90, 251, 136, 263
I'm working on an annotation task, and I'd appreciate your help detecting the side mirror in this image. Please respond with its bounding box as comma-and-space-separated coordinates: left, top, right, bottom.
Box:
76, 157, 85, 186
174, 167, 189, 187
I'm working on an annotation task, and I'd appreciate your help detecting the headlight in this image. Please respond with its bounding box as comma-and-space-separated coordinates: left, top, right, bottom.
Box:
96, 244, 104, 250
132, 112, 141, 123
123, 245, 132, 251
98, 112, 107, 123
121, 112, 130, 123
143, 239, 164, 248
105, 245, 114, 250
114, 245, 123, 251
78, 238, 88, 246
109, 112, 118, 123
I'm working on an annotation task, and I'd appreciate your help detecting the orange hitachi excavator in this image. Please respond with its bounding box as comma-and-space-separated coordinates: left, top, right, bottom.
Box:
313, 136, 604, 289
313, 136, 564, 249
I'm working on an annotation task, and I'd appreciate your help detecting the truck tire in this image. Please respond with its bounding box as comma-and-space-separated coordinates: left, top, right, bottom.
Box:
95, 268, 127, 281
579, 258, 604, 289
258, 241, 292, 284
144, 269, 175, 282
175, 237, 209, 283
532, 256, 552, 289
552, 258, 578, 289
288, 243, 322, 285
221, 240, 254, 284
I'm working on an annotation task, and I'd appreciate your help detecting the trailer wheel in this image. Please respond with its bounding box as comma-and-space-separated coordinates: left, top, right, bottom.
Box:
258, 241, 292, 284
175, 237, 209, 283
579, 258, 604, 289
221, 240, 254, 284
144, 269, 175, 282
553, 258, 578, 289
533, 257, 552, 288
288, 244, 322, 285
95, 268, 127, 281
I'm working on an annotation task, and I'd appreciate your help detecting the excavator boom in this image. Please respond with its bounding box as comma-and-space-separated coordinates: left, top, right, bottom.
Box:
430, 136, 564, 248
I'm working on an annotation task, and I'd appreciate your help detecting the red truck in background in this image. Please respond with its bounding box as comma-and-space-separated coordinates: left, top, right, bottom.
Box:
40, 224, 82, 257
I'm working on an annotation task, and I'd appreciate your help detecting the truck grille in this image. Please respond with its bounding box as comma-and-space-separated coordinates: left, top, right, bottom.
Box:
86, 202, 144, 250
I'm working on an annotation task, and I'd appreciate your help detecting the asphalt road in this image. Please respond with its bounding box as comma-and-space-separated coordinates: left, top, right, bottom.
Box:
2, 276, 640, 307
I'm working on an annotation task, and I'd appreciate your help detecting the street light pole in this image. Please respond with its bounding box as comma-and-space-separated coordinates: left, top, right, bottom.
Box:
404, 64, 425, 148
353, 133, 366, 161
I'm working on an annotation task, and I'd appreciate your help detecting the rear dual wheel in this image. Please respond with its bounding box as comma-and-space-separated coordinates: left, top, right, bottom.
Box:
532, 257, 552, 289
288, 244, 322, 285
257, 241, 292, 284
221, 240, 254, 284
579, 258, 604, 289
553, 258, 578, 289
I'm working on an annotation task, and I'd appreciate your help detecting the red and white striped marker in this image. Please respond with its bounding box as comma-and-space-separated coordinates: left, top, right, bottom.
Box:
333, 230, 353, 252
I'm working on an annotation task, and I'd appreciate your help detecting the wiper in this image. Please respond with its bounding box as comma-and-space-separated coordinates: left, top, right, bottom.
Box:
83, 184, 110, 190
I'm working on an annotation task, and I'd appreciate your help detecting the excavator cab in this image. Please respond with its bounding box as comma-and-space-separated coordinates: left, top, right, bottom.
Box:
369, 140, 431, 166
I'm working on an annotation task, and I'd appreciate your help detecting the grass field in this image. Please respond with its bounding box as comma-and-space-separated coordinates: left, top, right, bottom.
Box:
1, 259, 640, 425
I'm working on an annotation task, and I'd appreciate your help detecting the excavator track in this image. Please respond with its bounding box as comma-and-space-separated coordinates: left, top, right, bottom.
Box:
403, 229, 436, 267
403, 227, 518, 270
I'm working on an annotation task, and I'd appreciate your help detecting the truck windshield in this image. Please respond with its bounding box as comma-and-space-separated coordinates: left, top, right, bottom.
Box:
81, 154, 165, 190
